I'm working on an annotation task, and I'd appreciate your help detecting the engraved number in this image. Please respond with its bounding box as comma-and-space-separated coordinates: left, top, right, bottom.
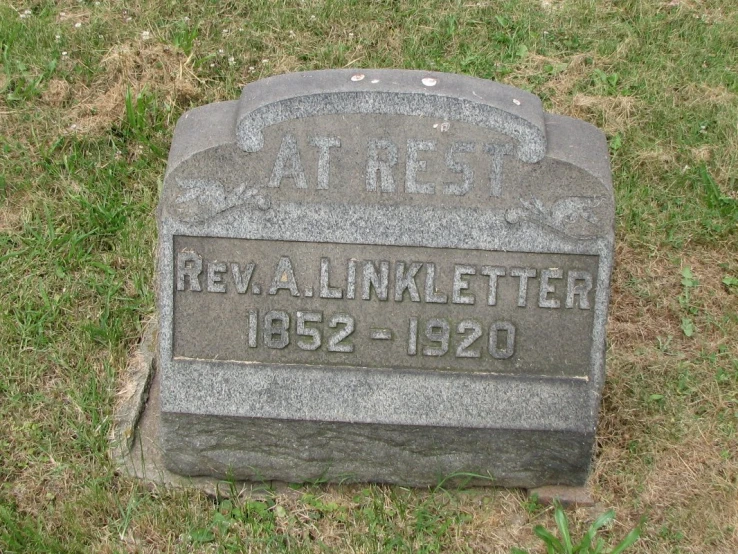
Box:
327, 313, 355, 353
296, 311, 322, 351
407, 317, 418, 355
456, 320, 482, 358
489, 321, 516, 359
263, 310, 290, 349
423, 318, 450, 356
247, 309, 258, 348
411, 317, 516, 360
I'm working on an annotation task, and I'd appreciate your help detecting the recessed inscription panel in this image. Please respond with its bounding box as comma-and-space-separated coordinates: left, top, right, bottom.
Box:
173, 236, 599, 378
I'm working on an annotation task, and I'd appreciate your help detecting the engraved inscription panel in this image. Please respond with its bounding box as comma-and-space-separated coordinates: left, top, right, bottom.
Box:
173, 236, 599, 377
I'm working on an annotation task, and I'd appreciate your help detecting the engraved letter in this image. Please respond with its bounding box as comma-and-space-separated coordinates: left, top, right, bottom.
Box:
424, 263, 448, 304
566, 270, 593, 309
394, 261, 422, 302
362, 260, 389, 300
481, 266, 505, 306
452, 264, 476, 304
320, 257, 343, 299
207, 261, 227, 293
510, 267, 536, 307
405, 139, 436, 194
176, 251, 202, 292
268, 256, 300, 296
444, 142, 475, 196
539, 268, 563, 308
269, 134, 307, 189
346, 259, 357, 299
366, 139, 398, 192
230, 262, 255, 294
484, 143, 513, 197
310, 136, 341, 190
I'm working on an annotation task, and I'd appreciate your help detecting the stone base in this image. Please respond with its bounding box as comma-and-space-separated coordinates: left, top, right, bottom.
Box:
161, 411, 592, 488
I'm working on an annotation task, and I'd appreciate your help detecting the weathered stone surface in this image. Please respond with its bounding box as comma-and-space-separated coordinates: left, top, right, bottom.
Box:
112, 335, 279, 498
162, 413, 593, 488
110, 318, 156, 464
157, 69, 614, 487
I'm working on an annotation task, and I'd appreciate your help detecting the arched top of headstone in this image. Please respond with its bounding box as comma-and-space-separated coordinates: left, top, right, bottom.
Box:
235, 69, 548, 164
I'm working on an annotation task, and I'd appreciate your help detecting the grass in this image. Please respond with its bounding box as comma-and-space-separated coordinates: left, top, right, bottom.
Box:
512, 500, 642, 554
1, 0, 736, 552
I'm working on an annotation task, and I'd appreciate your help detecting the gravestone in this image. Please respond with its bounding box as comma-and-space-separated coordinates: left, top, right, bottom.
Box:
157, 69, 614, 488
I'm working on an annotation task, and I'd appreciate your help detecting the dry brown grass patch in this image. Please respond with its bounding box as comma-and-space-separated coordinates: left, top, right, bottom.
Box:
250, 54, 301, 81
513, 53, 643, 134
609, 244, 737, 350
0, 72, 8, 104
706, 133, 738, 195
633, 145, 679, 173
690, 144, 713, 163
539, 0, 564, 10
660, 0, 730, 23
595, 415, 738, 551
116, 486, 214, 554
513, 51, 642, 135
0, 197, 27, 233
507, 53, 590, 103
41, 78, 71, 107
541, 54, 591, 104
609, 244, 682, 348
455, 491, 534, 552
640, 430, 737, 542
569, 94, 640, 135
10, 462, 78, 520
68, 42, 199, 135
674, 82, 737, 108
596, 240, 738, 549
55, 6, 91, 24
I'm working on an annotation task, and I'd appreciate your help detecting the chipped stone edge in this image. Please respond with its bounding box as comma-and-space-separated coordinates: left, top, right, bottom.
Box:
110, 317, 289, 498
109, 317, 157, 465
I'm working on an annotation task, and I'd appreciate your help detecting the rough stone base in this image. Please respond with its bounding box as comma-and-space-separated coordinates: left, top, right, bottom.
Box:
161, 413, 593, 489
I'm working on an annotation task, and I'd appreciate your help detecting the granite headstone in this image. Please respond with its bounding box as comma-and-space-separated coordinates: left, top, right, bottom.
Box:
157, 69, 614, 487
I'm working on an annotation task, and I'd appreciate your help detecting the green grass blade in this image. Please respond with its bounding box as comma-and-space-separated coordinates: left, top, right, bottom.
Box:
554, 503, 573, 552
609, 525, 642, 554
534, 525, 564, 552
583, 509, 615, 547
